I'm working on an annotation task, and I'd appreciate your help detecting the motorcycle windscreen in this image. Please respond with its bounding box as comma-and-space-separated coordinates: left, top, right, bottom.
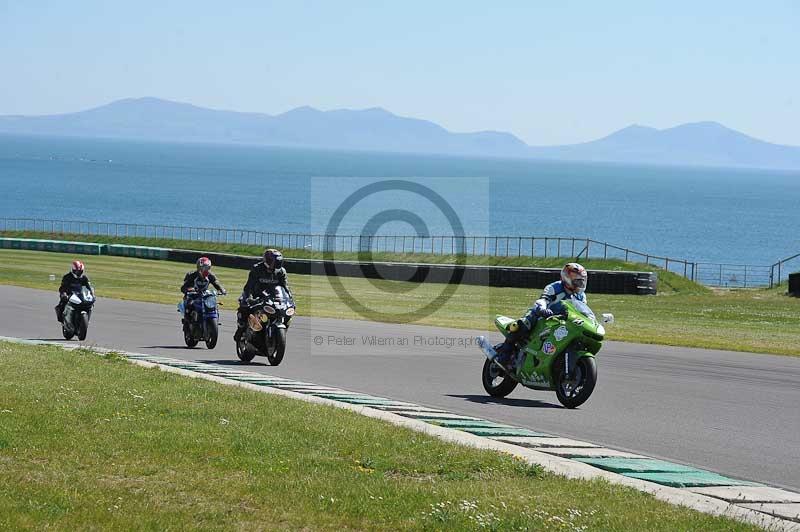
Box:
83, 286, 94, 300
571, 300, 596, 320
264, 286, 294, 307
552, 300, 595, 321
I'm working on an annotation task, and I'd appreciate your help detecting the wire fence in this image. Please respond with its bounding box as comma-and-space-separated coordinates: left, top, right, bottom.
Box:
770, 252, 800, 288
0, 217, 793, 288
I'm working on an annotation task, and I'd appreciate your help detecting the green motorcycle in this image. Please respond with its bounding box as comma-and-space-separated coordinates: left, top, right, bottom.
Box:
477, 300, 614, 408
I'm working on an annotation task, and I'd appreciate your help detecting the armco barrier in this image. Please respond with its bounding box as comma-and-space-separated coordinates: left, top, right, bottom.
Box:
0, 237, 103, 255
789, 273, 799, 296
0, 238, 657, 294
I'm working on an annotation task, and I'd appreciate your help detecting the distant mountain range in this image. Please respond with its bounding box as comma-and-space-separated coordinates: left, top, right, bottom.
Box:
1, 97, 799, 170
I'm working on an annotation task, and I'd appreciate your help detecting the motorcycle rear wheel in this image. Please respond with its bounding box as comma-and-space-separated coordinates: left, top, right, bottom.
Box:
554, 356, 597, 409
482, 359, 518, 398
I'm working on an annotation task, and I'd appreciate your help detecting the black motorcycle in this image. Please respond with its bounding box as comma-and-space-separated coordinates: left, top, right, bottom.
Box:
236, 286, 295, 365
61, 286, 95, 341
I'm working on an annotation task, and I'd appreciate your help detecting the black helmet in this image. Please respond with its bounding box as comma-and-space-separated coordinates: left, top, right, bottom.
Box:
263, 248, 283, 271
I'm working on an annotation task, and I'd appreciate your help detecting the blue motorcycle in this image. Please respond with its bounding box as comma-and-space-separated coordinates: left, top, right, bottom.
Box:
178, 289, 223, 349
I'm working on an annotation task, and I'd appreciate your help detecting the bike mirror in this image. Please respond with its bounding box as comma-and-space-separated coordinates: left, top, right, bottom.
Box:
602, 313, 615, 324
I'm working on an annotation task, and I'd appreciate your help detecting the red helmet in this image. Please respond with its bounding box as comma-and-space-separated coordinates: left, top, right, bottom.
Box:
196, 256, 212, 278
71, 260, 85, 278
561, 263, 587, 293
263, 248, 283, 271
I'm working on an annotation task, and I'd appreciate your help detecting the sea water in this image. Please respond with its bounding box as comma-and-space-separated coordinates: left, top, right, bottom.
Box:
1, 133, 798, 264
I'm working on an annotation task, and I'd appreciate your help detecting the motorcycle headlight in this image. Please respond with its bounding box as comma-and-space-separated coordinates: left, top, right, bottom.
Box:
286, 307, 295, 316
263, 305, 276, 315
596, 324, 606, 336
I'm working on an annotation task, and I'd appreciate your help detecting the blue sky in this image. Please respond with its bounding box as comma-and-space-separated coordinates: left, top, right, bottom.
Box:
1, 1, 798, 145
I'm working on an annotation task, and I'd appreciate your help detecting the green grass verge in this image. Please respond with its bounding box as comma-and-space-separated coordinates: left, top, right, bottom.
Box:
0, 341, 760, 531
0, 230, 704, 294
1, 249, 798, 356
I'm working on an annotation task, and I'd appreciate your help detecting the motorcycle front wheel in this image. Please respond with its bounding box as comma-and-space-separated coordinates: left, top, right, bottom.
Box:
184, 328, 199, 348
205, 319, 218, 349
77, 313, 89, 341
62, 325, 74, 340
554, 355, 597, 409
482, 359, 518, 398
266, 327, 286, 366
236, 338, 255, 363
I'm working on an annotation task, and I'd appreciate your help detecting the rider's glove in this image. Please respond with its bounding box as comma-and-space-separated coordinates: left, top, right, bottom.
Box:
539, 308, 554, 318
220, 289, 227, 295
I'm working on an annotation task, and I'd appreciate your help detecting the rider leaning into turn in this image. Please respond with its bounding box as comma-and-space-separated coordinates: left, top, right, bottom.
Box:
483, 262, 588, 368
233, 248, 293, 343
55, 260, 94, 322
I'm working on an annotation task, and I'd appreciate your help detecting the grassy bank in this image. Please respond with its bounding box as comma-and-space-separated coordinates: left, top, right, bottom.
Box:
2, 249, 798, 355
0, 341, 759, 531
0, 230, 701, 294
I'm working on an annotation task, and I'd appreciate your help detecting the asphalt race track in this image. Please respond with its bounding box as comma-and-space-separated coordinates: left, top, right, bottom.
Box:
3, 285, 799, 492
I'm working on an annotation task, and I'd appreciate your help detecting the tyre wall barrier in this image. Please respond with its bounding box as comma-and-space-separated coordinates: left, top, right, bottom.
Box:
0, 237, 103, 255
789, 273, 800, 296
165, 251, 657, 295
0, 238, 658, 295
106, 244, 170, 260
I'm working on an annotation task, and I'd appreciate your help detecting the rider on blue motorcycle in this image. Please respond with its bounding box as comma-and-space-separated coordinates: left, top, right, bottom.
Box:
181, 257, 226, 327
480, 263, 588, 368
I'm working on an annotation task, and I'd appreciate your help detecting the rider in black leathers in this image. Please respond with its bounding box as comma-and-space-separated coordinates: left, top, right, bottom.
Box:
181, 257, 226, 331
233, 248, 293, 343
55, 260, 94, 322
181, 257, 226, 295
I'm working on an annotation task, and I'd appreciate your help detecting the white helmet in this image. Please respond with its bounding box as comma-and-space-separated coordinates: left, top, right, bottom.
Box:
561, 263, 587, 293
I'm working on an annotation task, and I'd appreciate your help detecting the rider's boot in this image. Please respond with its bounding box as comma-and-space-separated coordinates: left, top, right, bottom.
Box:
494, 341, 517, 370
233, 325, 245, 343
477, 336, 516, 370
